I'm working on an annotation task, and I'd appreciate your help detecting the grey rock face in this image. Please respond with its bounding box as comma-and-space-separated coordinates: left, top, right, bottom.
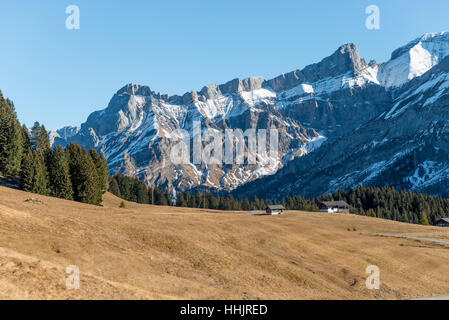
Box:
264, 43, 367, 91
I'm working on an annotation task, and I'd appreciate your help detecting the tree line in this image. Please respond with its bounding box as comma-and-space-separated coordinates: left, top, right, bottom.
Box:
0, 91, 109, 205
108, 174, 318, 212
328, 186, 449, 225
110, 171, 448, 225
109, 174, 173, 206
177, 187, 448, 225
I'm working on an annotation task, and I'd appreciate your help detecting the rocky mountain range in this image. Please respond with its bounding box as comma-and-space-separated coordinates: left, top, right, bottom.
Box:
52, 31, 449, 198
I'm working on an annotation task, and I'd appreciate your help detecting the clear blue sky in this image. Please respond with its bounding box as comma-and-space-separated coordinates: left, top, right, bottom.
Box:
0, 0, 448, 130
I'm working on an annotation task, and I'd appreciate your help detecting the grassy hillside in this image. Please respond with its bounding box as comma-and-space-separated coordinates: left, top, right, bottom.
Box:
0, 186, 448, 299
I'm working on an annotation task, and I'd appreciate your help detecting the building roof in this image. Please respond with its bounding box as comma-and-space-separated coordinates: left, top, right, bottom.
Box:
266, 205, 285, 210
321, 201, 349, 207
438, 218, 449, 223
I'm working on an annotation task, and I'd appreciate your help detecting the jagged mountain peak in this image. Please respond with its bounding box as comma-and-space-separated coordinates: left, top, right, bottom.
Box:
301, 42, 368, 79
116, 77, 268, 105
265, 42, 369, 92
390, 31, 449, 60
335, 42, 363, 63
196, 76, 265, 100
117, 83, 151, 96
378, 31, 449, 88
116, 83, 172, 101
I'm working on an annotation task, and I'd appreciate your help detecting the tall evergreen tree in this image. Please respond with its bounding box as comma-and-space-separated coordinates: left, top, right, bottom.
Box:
66, 143, 99, 205
32, 150, 49, 195
109, 177, 121, 198
241, 197, 251, 211
20, 149, 35, 192
117, 174, 133, 201
0, 93, 23, 175
20, 149, 49, 195
420, 211, 430, 226
48, 145, 73, 200
154, 187, 168, 205
21, 124, 32, 153
30, 122, 52, 175
30, 122, 51, 152
89, 148, 109, 194
133, 179, 149, 204
88, 148, 109, 204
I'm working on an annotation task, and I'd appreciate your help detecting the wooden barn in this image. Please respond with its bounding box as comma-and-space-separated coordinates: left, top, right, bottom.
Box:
319, 201, 350, 213
265, 205, 285, 215
436, 218, 449, 227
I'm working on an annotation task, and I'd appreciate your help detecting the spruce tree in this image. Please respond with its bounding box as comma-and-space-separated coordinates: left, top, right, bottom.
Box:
154, 187, 168, 205
22, 124, 32, 152
32, 122, 52, 169
133, 179, 149, 204
89, 148, 109, 194
88, 148, 107, 204
66, 143, 99, 205
206, 193, 219, 209
48, 145, 73, 200
20, 149, 35, 192
109, 177, 121, 197
32, 150, 49, 195
420, 212, 430, 226
20, 149, 48, 195
87, 153, 103, 205
30, 122, 51, 152
0, 93, 23, 176
241, 197, 251, 211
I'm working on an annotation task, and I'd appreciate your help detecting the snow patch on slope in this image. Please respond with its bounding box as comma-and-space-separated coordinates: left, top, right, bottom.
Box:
385, 72, 449, 119
378, 32, 449, 88
278, 65, 379, 107
240, 88, 277, 106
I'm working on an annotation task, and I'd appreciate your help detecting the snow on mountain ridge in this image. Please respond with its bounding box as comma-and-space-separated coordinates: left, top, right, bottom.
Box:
378, 31, 449, 88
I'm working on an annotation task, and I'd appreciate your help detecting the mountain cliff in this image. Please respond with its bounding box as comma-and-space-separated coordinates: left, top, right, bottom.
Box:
236, 32, 449, 199
53, 32, 449, 198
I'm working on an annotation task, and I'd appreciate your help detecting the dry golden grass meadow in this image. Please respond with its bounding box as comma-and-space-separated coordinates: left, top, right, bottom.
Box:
0, 185, 449, 300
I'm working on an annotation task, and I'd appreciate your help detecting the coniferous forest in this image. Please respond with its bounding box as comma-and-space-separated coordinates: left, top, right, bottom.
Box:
0, 91, 108, 205
109, 174, 173, 206
109, 174, 449, 226
1, 90, 449, 225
